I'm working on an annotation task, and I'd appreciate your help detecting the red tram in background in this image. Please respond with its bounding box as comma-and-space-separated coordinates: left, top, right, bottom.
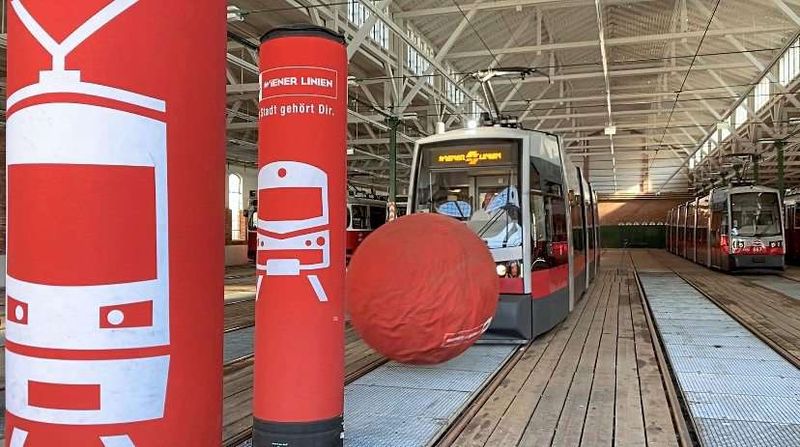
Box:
346, 195, 388, 261
784, 189, 800, 264
247, 191, 389, 261
668, 185, 785, 271
408, 125, 599, 341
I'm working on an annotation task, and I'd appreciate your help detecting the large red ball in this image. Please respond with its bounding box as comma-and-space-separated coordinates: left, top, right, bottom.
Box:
346, 213, 499, 364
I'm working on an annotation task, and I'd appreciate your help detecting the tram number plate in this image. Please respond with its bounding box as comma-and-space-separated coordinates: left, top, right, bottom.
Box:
752, 256, 766, 263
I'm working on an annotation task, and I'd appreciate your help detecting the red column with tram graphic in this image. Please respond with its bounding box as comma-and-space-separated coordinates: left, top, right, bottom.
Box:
254, 26, 347, 447
5, 1, 225, 445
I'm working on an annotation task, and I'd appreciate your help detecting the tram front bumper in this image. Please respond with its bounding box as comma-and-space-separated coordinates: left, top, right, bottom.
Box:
730, 254, 784, 270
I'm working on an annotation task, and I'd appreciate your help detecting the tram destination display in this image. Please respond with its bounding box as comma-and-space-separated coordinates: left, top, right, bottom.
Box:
424, 141, 518, 168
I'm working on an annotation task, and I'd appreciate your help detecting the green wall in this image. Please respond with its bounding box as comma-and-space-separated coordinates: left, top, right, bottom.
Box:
600, 225, 666, 249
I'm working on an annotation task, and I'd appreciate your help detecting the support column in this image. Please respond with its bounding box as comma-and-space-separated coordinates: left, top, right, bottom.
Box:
254, 25, 347, 447
387, 115, 400, 220
753, 154, 760, 183
777, 141, 785, 197
4, 1, 225, 445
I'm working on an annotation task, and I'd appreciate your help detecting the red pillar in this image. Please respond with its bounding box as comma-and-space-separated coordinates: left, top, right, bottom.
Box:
4, 1, 225, 445
254, 25, 347, 446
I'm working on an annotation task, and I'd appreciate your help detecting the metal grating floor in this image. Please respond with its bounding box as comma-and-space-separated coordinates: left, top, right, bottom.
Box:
639, 274, 800, 447
236, 344, 517, 447
344, 345, 517, 447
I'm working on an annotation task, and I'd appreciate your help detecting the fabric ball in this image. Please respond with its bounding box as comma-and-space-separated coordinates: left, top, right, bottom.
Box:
346, 213, 498, 364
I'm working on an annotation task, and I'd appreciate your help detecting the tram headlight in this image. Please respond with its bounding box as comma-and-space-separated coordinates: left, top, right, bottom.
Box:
496, 264, 507, 277
496, 261, 522, 278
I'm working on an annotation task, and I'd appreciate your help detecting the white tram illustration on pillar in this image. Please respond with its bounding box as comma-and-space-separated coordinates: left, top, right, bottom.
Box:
256, 161, 331, 303
5, 1, 169, 446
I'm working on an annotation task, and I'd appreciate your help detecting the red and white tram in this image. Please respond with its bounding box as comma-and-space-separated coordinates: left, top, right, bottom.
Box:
248, 192, 389, 262
408, 126, 599, 340
668, 185, 785, 271
346, 195, 388, 261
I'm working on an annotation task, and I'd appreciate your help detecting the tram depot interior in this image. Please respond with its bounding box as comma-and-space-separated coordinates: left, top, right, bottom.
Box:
7, 0, 800, 446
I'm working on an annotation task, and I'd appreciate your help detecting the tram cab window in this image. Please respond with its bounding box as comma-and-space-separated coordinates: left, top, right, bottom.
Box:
730, 192, 782, 237
415, 141, 521, 248
350, 205, 369, 230
468, 182, 522, 249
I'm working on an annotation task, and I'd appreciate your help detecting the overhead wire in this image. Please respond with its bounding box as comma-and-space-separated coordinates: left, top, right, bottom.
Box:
448, 0, 529, 121
648, 0, 722, 172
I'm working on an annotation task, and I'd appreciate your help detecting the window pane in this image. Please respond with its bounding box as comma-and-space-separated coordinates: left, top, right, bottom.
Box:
228, 173, 243, 241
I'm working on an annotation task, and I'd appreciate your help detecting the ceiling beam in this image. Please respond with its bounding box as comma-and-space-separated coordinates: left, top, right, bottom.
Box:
396, 0, 665, 18
445, 25, 795, 59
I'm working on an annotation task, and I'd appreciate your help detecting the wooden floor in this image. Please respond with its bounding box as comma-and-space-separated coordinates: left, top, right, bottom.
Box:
439, 251, 683, 447
224, 264, 258, 298
784, 265, 800, 282
631, 249, 800, 367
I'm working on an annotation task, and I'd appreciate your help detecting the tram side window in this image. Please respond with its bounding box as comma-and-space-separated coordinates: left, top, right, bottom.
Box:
531, 194, 548, 263
570, 192, 584, 252
530, 184, 568, 269
351, 205, 369, 230
795, 207, 800, 229
369, 205, 386, 230
551, 202, 568, 242
710, 210, 721, 240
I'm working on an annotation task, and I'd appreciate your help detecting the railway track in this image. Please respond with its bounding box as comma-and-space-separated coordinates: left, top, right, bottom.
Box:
685, 276, 800, 370
629, 253, 700, 447
780, 272, 800, 283
432, 344, 528, 446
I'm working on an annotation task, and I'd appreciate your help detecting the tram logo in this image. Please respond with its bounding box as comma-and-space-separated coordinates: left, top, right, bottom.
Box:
437, 150, 504, 165
256, 161, 331, 303
259, 66, 339, 100
6, 1, 169, 446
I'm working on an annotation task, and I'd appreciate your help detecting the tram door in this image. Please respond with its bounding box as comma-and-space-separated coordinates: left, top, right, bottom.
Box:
686, 202, 697, 262
709, 191, 728, 270
788, 203, 800, 263
571, 169, 588, 298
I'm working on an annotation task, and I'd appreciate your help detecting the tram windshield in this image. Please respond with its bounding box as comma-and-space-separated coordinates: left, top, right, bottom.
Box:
414, 141, 522, 248
730, 192, 782, 237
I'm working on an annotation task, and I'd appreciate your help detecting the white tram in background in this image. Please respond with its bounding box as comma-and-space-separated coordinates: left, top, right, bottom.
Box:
668, 185, 785, 271
408, 126, 600, 340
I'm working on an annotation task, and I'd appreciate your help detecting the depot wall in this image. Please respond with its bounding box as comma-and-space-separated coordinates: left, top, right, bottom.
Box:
225, 164, 257, 266
598, 199, 684, 249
